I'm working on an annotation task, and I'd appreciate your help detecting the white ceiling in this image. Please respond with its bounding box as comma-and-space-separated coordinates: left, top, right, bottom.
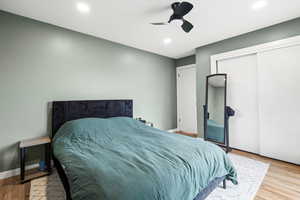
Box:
1, 0, 300, 59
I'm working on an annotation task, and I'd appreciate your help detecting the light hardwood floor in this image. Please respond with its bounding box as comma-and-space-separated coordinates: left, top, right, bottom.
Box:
0, 150, 299, 200
0, 177, 30, 200
233, 150, 300, 200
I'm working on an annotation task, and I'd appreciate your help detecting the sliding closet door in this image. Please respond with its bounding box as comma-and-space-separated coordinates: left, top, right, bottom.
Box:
218, 54, 260, 153
258, 45, 300, 164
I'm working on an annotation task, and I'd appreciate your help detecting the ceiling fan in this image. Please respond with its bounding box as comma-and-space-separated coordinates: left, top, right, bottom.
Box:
151, 1, 194, 33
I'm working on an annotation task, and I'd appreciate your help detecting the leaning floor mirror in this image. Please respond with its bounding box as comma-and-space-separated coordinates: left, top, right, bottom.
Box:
204, 74, 229, 152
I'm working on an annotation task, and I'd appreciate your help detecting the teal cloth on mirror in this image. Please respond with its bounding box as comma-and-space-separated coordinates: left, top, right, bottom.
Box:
53, 117, 237, 200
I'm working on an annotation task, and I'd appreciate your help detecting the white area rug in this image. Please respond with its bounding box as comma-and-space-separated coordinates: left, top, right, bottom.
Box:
207, 153, 269, 200
30, 153, 269, 200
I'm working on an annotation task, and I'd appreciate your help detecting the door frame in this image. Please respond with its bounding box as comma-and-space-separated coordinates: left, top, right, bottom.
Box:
176, 64, 197, 132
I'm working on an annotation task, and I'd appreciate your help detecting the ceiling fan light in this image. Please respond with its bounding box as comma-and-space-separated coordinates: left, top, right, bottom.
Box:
171, 19, 183, 26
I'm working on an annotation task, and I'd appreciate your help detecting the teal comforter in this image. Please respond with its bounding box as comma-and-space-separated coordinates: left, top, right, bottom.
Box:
53, 117, 237, 200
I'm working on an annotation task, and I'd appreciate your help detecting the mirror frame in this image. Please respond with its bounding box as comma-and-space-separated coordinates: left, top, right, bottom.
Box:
204, 73, 229, 152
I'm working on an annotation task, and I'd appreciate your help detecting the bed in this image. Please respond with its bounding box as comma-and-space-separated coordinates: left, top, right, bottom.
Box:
52, 100, 237, 200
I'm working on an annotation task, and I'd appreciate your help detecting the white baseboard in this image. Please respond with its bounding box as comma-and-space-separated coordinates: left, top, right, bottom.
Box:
167, 128, 178, 132
0, 163, 39, 180
0, 160, 55, 180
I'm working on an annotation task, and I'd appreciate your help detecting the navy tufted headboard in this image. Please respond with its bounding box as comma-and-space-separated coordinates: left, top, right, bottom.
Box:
51, 99, 133, 199
52, 99, 133, 137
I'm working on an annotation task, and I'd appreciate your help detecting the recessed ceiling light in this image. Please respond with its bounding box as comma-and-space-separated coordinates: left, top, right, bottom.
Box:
76, 2, 90, 14
163, 38, 172, 45
252, 0, 268, 11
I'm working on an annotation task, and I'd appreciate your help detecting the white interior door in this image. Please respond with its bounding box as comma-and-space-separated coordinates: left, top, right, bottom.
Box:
218, 54, 260, 154
258, 45, 300, 165
177, 66, 197, 133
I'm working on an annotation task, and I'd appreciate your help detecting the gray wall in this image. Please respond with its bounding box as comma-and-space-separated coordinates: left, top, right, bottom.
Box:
196, 17, 300, 136
175, 55, 196, 67
0, 11, 177, 172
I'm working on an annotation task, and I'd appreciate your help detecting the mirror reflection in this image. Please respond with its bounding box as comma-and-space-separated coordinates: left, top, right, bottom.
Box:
206, 75, 226, 144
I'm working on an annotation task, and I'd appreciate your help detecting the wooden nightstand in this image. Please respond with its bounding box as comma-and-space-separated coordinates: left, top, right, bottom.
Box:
19, 136, 52, 183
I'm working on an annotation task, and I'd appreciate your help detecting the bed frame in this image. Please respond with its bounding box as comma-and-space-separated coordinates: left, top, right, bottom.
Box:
51, 99, 226, 200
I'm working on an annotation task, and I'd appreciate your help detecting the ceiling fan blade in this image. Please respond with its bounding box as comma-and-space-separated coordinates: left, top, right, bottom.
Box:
150, 22, 168, 25
181, 20, 194, 33
176, 2, 193, 17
